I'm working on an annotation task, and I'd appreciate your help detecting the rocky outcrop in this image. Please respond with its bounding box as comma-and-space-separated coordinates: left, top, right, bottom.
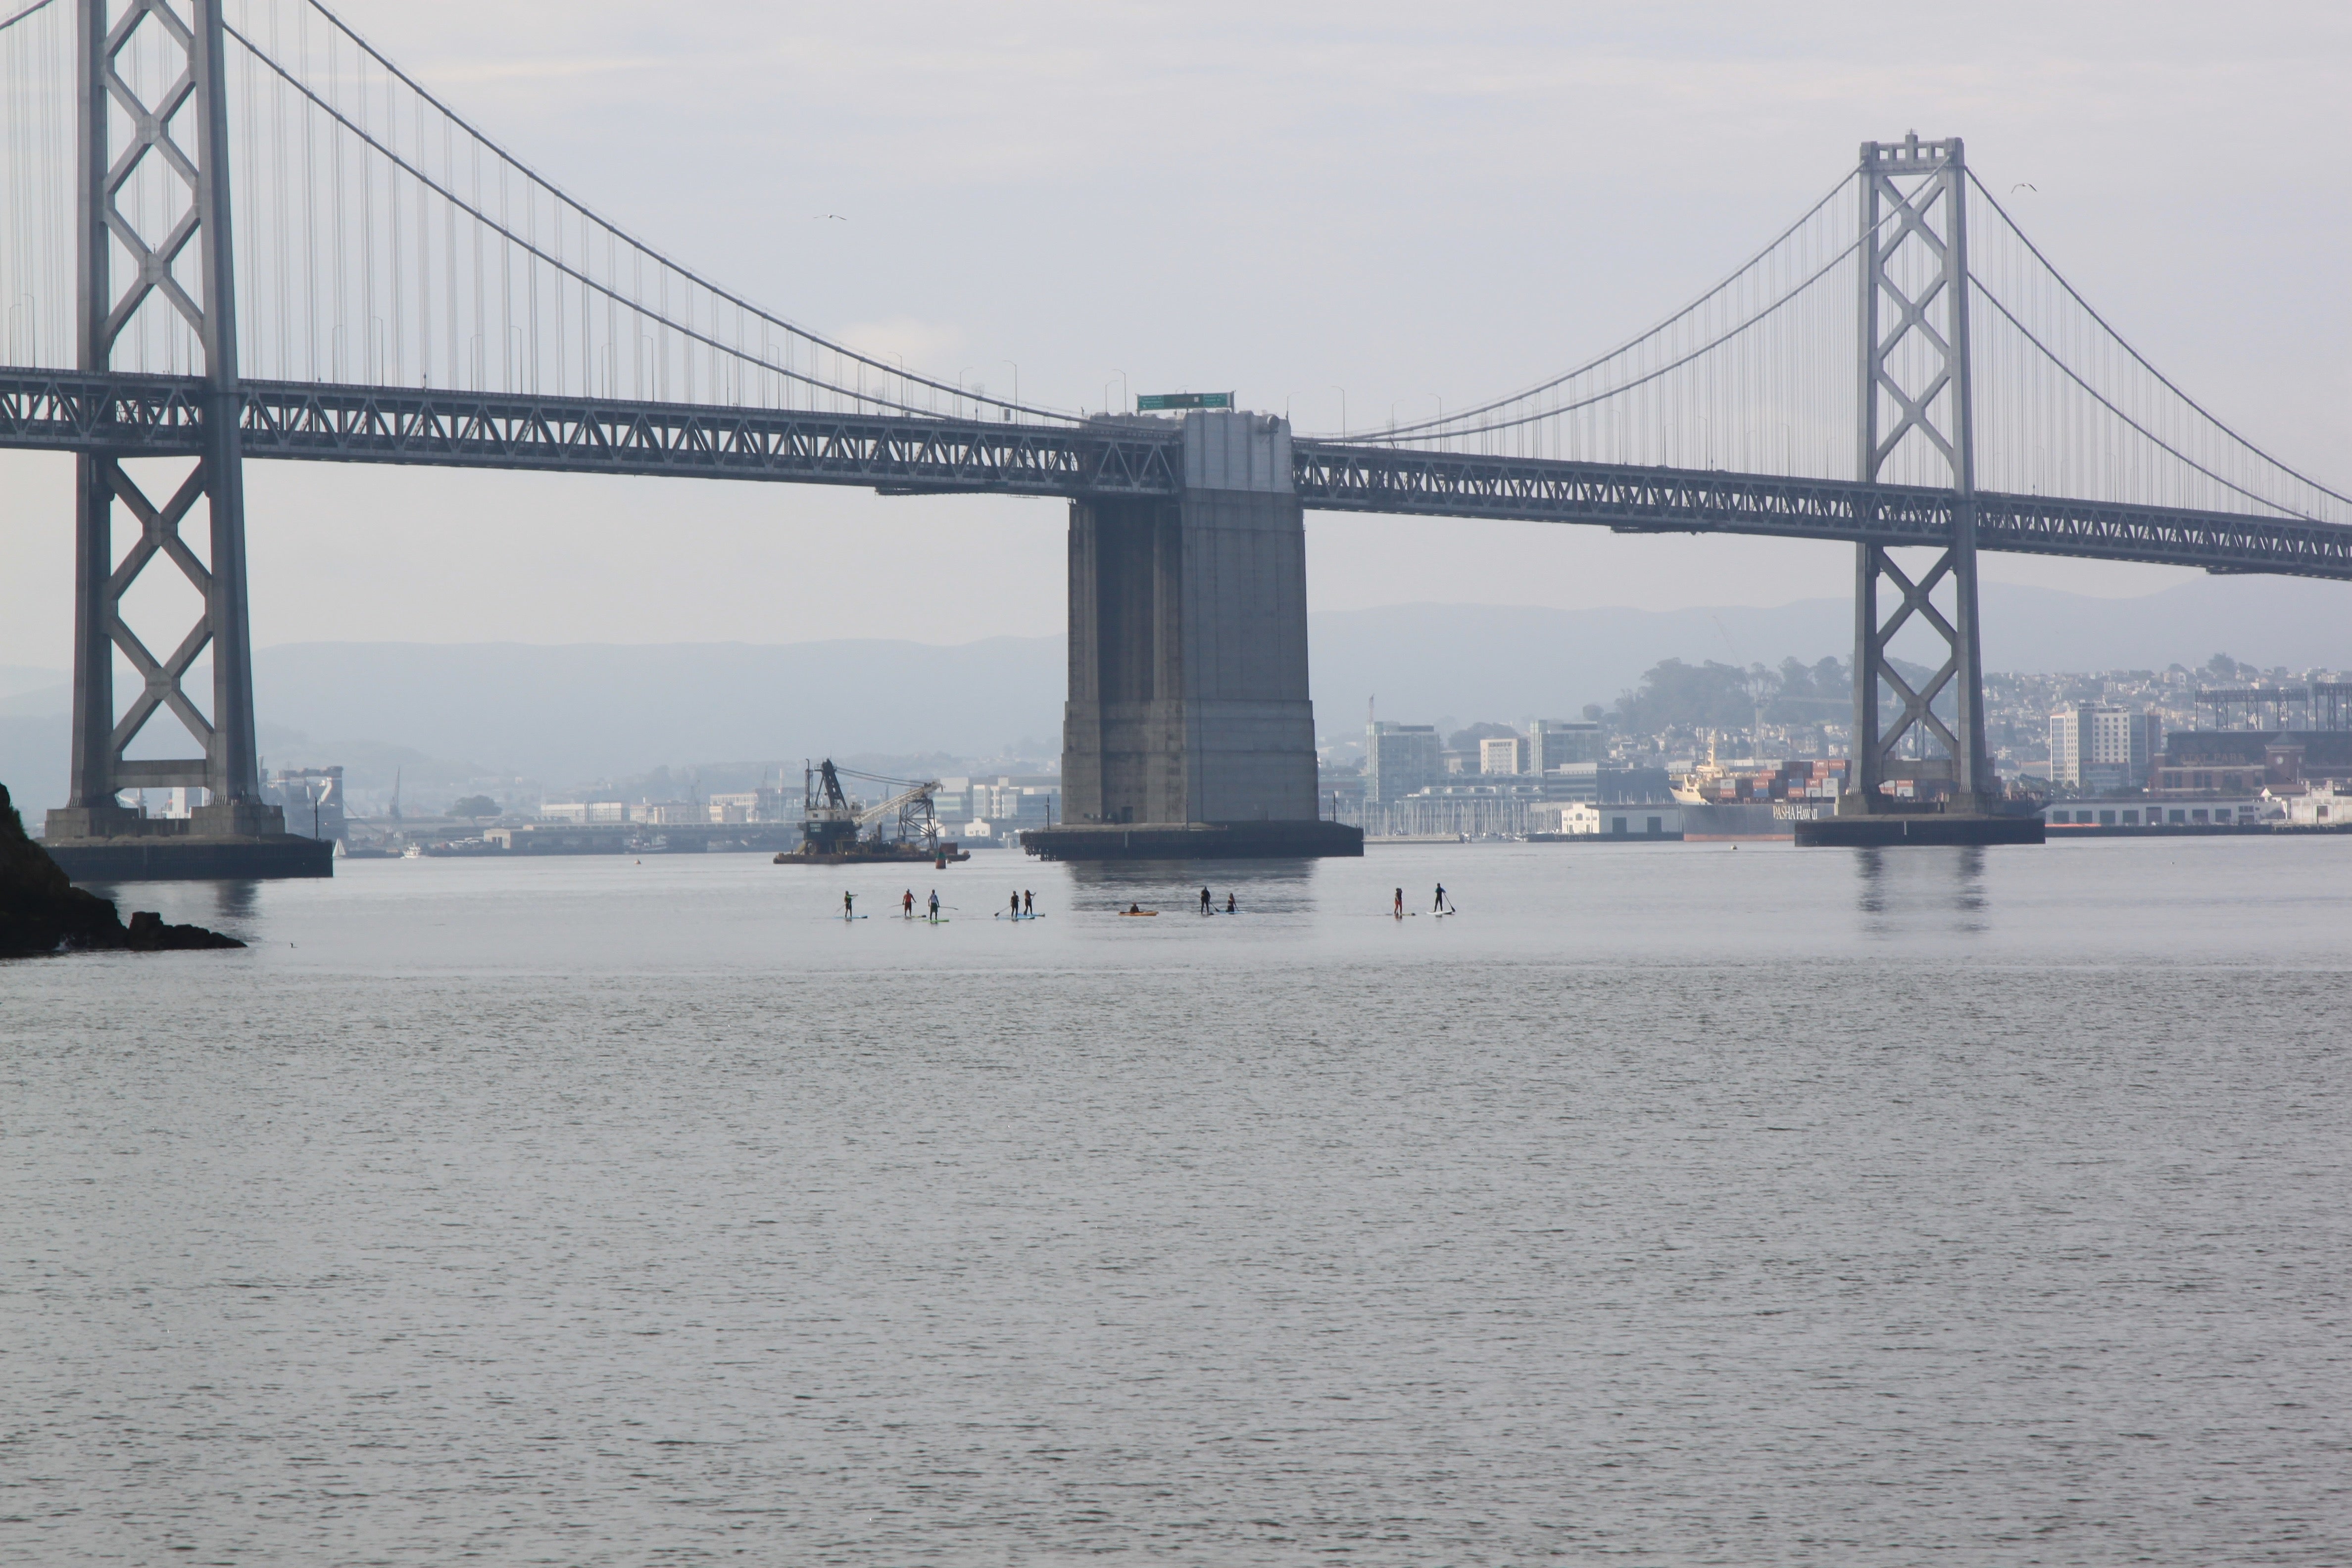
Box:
0, 783, 245, 957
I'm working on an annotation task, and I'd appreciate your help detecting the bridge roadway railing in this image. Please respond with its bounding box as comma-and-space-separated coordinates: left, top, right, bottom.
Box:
5, 366, 2348, 580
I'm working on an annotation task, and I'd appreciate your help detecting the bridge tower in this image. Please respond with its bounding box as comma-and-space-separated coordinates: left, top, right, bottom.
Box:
1046, 410, 1359, 859
1845, 133, 1992, 816
45, 0, 284, 849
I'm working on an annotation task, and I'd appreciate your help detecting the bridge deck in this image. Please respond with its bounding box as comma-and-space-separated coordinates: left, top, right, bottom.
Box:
4, 368, 2347, 580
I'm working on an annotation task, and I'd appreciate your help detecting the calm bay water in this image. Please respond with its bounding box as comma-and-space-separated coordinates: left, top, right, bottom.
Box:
4, 838, 2350, 1565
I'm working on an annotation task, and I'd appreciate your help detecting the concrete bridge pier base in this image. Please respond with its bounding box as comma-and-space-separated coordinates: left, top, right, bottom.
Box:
1032, 411, 1361, 861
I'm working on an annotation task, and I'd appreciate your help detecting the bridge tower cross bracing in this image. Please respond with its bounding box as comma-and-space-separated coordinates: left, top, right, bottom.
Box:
49, 0, 278, 842
1848, 133, 1992, 814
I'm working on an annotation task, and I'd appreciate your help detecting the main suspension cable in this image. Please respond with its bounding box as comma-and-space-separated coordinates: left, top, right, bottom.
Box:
269, 0, 1074, 422
1348, 169, 1857, 442
1968, 172, 2350, 510
0, 0, 55, 36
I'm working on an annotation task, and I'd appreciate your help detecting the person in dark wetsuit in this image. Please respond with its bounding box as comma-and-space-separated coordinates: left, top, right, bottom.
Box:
1225, 892, 1236, 913
1433, 882, 1447, 914
843, 891, 854, 918
1200, 886, 1212, 914
1010, 891, 1021, 918
1023, 890, 1033, 916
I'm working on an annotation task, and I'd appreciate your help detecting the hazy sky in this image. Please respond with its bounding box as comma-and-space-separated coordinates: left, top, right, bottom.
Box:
2, 0, 2346, 663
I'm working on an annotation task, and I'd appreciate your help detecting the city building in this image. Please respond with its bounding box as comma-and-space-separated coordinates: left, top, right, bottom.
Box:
1366, 722, 1440, 805
1545, 763, 1677, 803
2045, 800, 2272, 828
2281, 784, 2352, 826
542, 801, 631, 824
1479, 735, 1527, 775
936, 777, 1061, 844
706, 788, 793, 823
263, 767, 346, 841
1528, 720, 1606, 772
2049, 703, 2160, 792
2151, 731, 2352, 798
1529, 802, 1682, 838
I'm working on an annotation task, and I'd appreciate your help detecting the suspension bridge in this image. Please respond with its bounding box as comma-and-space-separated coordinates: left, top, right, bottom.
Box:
4, 0, 2349, 868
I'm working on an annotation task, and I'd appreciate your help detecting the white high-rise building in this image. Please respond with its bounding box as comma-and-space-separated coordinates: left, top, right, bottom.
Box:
1479, 735, 1528, 775
2050, 704, 2160, 793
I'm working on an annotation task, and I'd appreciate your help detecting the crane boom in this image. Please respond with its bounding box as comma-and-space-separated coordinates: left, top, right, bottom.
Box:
855, 782, 939, 827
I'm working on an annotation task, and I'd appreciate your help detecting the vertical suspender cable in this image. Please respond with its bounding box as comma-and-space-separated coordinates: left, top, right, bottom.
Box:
384, 53, 398, 385
330, 24, 346, 380
440, 113, 454, 388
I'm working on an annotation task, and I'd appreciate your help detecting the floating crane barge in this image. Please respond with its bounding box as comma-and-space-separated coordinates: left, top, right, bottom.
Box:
774, 760, 969, 865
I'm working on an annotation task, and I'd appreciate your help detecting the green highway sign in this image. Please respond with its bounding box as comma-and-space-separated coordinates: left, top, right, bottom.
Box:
1135, 391, 1234, 411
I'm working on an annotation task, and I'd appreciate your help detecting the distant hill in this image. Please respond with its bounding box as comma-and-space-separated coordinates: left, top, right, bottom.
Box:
1312, 576, 2352, 724
248, 637, 1068, 789
2, 573, 2347, 820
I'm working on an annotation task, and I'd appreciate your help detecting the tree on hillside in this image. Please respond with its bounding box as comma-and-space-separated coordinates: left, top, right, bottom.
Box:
1766, 656, 1850, 721
1606, 655, 1862, 737
1613, 659, 1757, 735
1445, 721, 1519, 752
451, 794, 500, 819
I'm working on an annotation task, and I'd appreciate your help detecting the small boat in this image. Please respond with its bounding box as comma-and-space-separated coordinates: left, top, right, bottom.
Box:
400, 843, 424, 859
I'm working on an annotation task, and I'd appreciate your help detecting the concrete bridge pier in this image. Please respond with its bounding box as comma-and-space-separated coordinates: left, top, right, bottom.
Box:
1032, 411, 1361, 861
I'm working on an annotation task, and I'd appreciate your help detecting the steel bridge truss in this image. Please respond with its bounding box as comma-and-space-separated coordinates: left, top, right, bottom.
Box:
0, 370, 1181, 494
1284, 444, 2352, 578
8, 366, 2352, 578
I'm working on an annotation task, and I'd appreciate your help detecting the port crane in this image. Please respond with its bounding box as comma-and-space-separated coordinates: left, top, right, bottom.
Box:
792, 759, 958, 862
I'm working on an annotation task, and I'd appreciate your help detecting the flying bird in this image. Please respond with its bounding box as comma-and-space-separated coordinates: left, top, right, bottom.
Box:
2010, 183, 2037, 193
812, 213, 848, 221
